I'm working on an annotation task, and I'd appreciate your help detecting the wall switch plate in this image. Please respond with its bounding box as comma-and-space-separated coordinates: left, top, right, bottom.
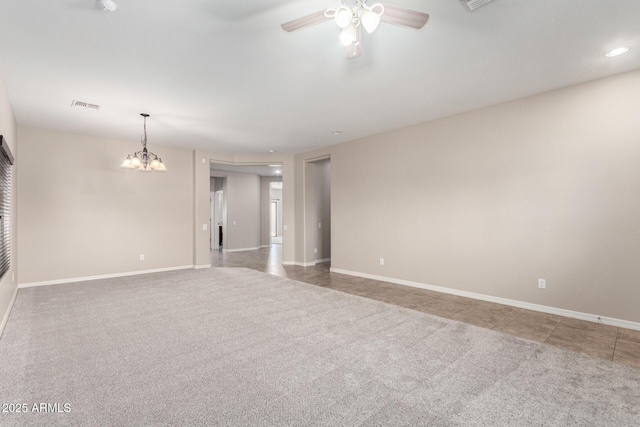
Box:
140, 254, 145, 261
314, 248, 317, 254
380, 258, 384, 265
203, 224, 208, 231
318, 223, 322, 228
233, 221, 237, 226
538, 279, 546, 289
284, 225, 288, 231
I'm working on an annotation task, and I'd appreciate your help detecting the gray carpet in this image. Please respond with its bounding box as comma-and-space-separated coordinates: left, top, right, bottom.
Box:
0, 268, 638, 426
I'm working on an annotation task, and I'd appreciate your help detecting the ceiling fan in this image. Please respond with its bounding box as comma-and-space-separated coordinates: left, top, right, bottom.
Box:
281, 0, 429, 59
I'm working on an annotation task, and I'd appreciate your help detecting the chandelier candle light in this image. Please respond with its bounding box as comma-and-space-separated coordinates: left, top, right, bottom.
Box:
121, 113, 167, 172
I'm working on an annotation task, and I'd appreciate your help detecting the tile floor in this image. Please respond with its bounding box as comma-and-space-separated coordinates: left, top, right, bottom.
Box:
211, 245, 640, 369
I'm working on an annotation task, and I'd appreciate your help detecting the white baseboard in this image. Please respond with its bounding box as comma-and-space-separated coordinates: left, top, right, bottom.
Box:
261, 245, 271, 248
18, 265, 195, 289
330, 267, 640, 332
194, 264, 211, 269
223, 247, 260, 253
283, 259, 331, 267
0, 284, 18, 339
282, 261, 314, 267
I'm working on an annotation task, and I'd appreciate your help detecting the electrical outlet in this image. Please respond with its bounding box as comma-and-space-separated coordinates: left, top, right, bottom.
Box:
140, 254, 145, 261
538, 278, 546, 289
380, 258, 384, 266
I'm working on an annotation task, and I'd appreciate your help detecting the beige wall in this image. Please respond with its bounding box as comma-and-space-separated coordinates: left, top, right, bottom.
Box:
211, 169, 261, 251
297, 69, 640, 323
0, 74, 17, 332
17, 127, 194, 284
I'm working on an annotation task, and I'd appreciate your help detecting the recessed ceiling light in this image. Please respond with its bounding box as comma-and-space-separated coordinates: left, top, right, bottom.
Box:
268, 149, 276, 153
604, 47, 629, 58
332, 131, 342, 135
275, 169, 282, 175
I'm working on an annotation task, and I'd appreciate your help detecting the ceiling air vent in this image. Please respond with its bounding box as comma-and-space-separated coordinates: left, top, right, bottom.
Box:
71, 99, 101, 111
459, 0, 497, 12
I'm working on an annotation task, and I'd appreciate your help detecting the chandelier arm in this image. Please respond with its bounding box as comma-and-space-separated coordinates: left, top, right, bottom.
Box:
121, 113, 166, 172
141, 114, 148, 148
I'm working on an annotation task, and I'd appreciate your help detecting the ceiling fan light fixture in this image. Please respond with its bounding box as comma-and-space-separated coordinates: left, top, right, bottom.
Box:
340, 23, 358, 47
98, 0, 117, 12
334, 6, 354, 29
360, 4, 384, 34
282, 1, 429, 59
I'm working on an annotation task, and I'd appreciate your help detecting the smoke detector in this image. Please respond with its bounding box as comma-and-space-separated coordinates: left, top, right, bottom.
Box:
459, 0, 497, 12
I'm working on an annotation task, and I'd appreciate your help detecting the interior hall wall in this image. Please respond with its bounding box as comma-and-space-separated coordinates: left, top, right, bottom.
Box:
211, 169, 261, 251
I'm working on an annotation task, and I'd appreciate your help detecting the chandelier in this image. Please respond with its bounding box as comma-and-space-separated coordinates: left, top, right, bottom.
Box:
121, 113, 167, 172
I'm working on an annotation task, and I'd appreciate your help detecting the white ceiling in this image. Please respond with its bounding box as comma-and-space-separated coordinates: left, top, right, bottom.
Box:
0, 0, 638, 155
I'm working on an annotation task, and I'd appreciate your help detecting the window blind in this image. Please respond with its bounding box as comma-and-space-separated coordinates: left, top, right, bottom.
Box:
0, 135, 14, 280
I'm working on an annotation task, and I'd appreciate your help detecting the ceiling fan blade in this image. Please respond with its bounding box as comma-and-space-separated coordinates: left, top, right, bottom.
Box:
380, 4, 429, 30
281, 10, 331, 32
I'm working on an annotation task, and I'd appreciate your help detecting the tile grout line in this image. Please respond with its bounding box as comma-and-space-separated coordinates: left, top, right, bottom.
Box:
612, 328, 620, 362
490, 309, 511, 331
543, 318, 562, 344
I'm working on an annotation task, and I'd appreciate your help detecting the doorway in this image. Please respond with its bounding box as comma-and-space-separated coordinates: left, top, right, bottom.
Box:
210, 177, 227, 251
304, 157, 331, 265
270, 181, 283, 244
